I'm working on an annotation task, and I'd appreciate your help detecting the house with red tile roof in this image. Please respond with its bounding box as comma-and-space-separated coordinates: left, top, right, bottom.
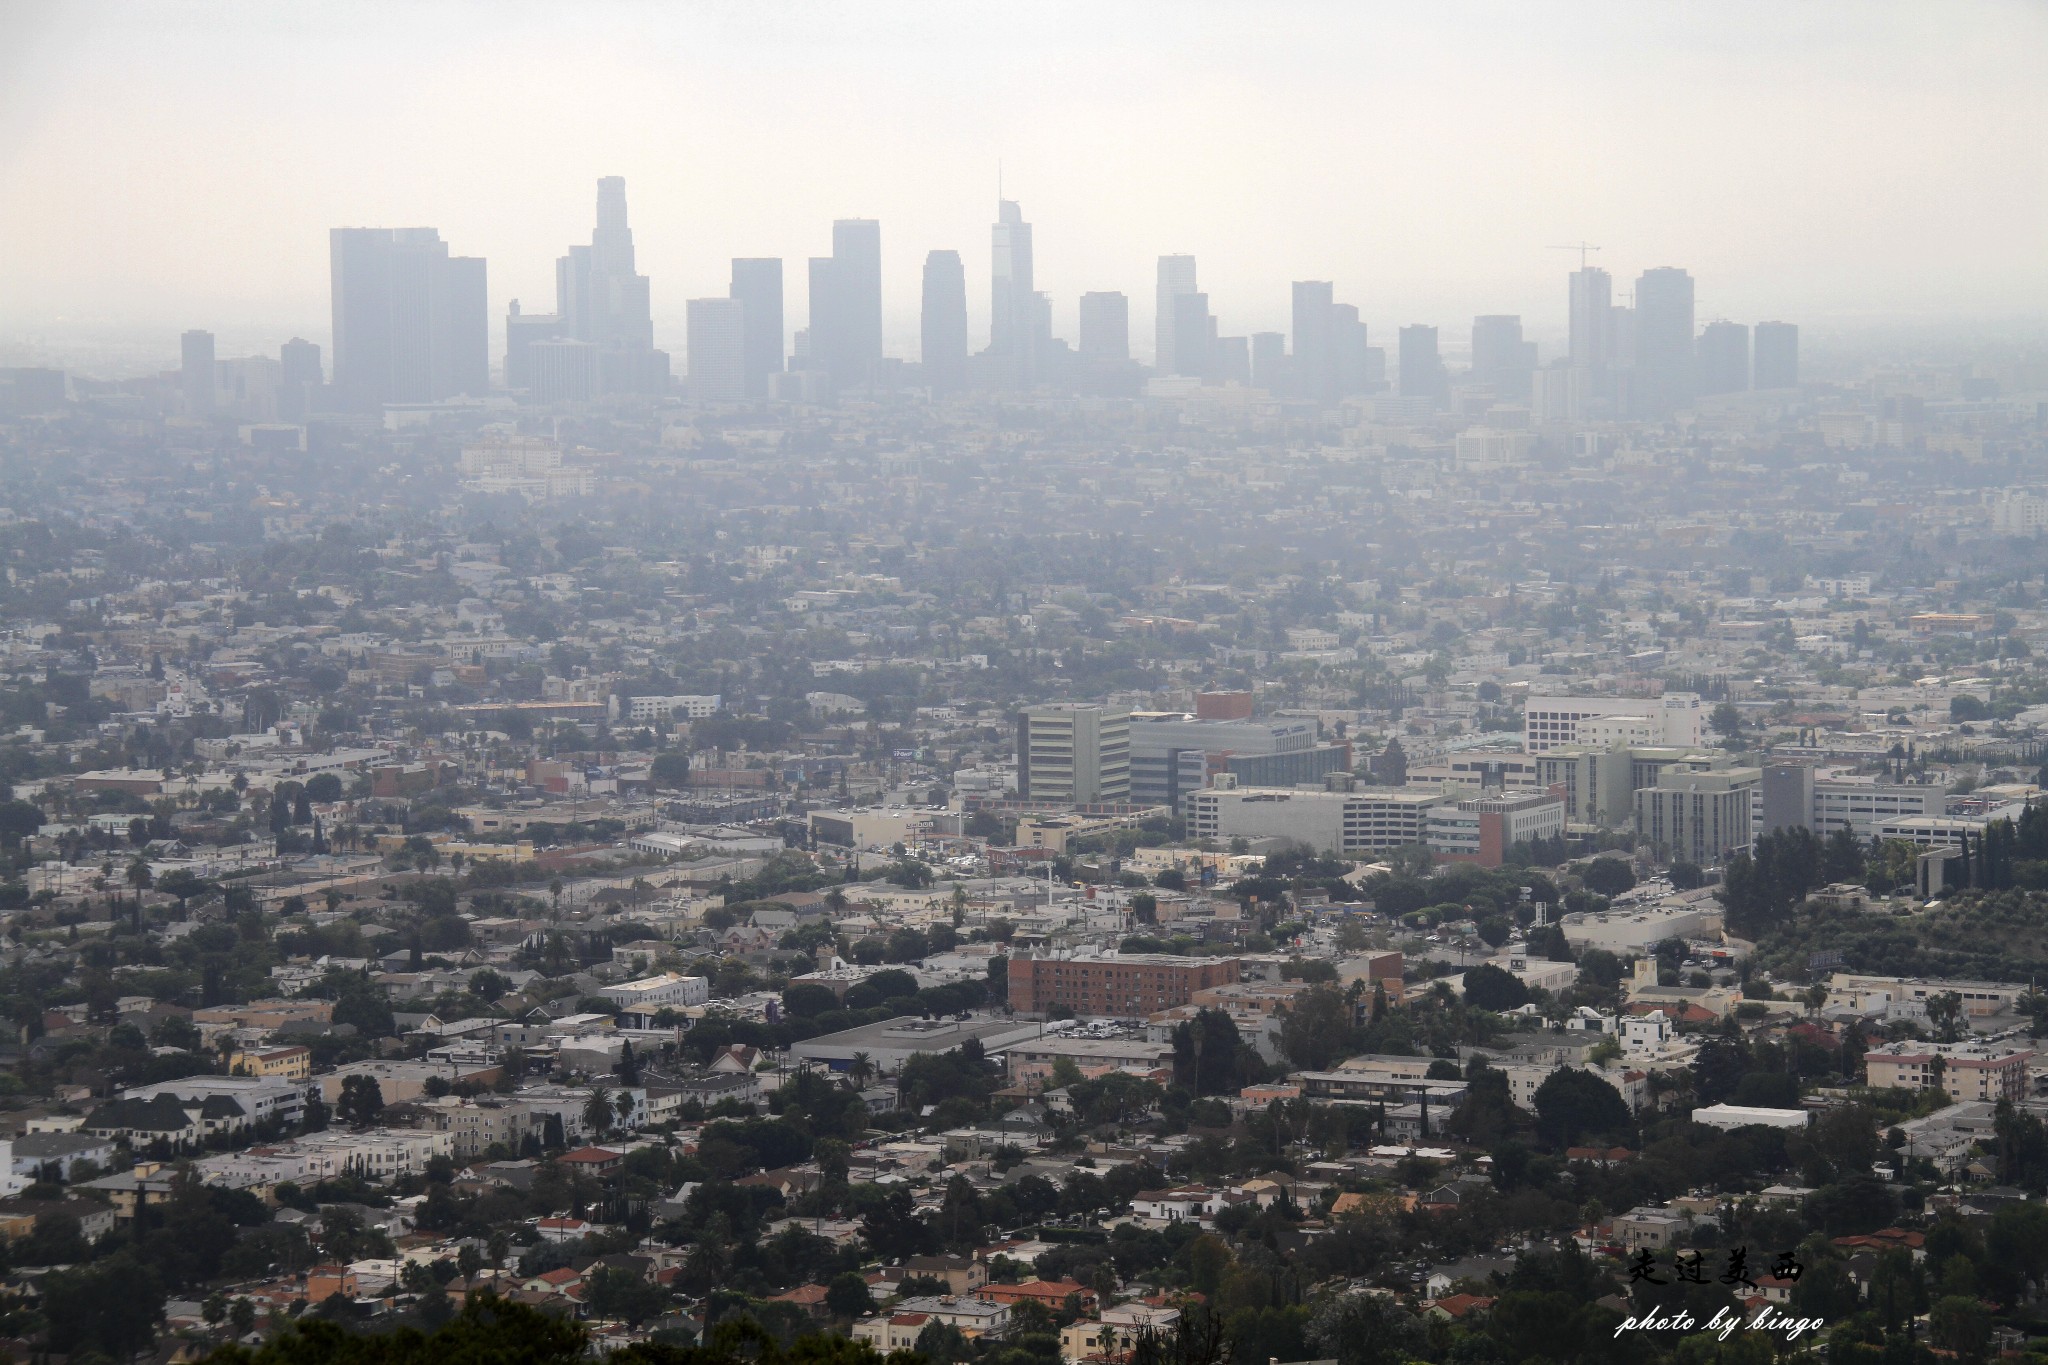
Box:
771, 1283, 833, 1321
557, 1146, 626, 1174
1833, 1227, 1925, 1258
524, 1266, 584, 1295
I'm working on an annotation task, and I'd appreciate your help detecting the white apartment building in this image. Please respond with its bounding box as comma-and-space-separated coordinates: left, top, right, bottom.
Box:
600, 971, 709, 1011
617, 694, 721, 722
121, 1075, 318, 1130
1184, 786, 1442, 855
275, 1128, 454, 1183
1524, 693, 1704, 754
1991, 491, 2048, 535
459, 436, 561, 476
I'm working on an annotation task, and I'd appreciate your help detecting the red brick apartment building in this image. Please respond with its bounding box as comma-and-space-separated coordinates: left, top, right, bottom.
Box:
1008, 953, 1240, 1017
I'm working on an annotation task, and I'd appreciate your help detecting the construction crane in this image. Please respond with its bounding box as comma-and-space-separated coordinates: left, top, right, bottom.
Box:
1549, 242, 1603, 269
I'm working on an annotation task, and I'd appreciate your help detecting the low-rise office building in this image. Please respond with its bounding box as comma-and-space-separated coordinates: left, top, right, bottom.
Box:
1184, 785, 1442, 856
1006, 954, 1240, 1018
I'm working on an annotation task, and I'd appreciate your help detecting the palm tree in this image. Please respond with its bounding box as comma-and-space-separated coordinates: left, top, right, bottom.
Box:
125, 857, 154, 906
847, 1052, 875, 1092
583, 1086, 614, 1140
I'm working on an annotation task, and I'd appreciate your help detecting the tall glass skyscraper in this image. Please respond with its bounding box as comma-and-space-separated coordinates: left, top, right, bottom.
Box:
921, 250, 967, 391
330, 227, 487, 405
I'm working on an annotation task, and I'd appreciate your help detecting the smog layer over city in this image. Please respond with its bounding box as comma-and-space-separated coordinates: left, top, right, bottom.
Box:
1, 4, 2046, 1364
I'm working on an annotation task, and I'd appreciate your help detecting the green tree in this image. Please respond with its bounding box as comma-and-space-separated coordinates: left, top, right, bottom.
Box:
1929, 1294, 1990, 1363
1460, 963, 1530, 1012
584, 1086, 616, 1139
1277, 985, 1356, 1072
336, 1075, 384, 1127
1580, 857, 1636, 897
41, 1253, 164, 1358
1306, 1292, 1423, 1365
825, 1271, 873, 1321
1532, 1068, 1630, 1149
585, 1268, 671, 1326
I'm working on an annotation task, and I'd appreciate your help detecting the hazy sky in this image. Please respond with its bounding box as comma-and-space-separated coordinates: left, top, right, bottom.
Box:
2, 0, 2044, 366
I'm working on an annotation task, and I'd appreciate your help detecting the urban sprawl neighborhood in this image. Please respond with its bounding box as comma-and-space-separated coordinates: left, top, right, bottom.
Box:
1, 180, 2047, 1365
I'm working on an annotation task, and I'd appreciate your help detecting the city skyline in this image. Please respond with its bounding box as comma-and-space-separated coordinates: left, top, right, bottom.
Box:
4, 1, 2046, 366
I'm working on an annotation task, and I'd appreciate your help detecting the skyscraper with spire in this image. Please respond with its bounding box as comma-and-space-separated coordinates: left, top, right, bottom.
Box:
989, 200, 1036, 386
555, 177, 669, 394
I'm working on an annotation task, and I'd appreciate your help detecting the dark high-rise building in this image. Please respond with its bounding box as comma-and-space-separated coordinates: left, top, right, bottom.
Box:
1695, 320, 1750, 395
180, 329, 215, 414
990, 201, 1036, 382
1155, 255, 1198, 374
1398, 325, 1446, 401
1291, 281, 1335, 403
526, 338, 600, 404
279, 336, 322, 389
729, 258, 784, 398
1250, 331, 1287, 391
1568, 267, 1611, 378
835, 219, 883, 368
920, 250, 968, 391
1754, 321, 1800, 389
1332, 305, 1371, 396
504, 300, 566, 393
807, 219, 883, 387
686, 297, 747, 402
1168, 291, 1212, 379
330, 227, 488, 405
555, 177, 669, 394
1214, 335, 1251, 386
1471, 315, 1535, 399
278, 336, 322, 420
804, 256, 840, 376
1078, 292, 1129, 362
1634, 266, 1695, 416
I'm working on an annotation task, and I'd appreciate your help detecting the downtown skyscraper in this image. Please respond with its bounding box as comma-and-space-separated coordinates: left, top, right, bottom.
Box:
921, 250, 968, 392
1078, 292, 1129, 362
807, 219, 883, 388
989, 200, 1036, 386
1291, 281, 1335, 404
1634, 266, 1696, 417
556, 177, 669, 393
1753, 321, 1800, 390
330, 227, 487, 406
1568, 266, 1612, 383
1154, 255, 1198, 375
686, 297, 746, 401
729, 258, 785, 398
